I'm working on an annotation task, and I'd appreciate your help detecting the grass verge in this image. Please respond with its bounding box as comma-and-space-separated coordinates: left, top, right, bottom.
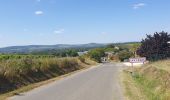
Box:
0, 58, 97, 100
122, 60, 170, 100
121, 71, 147, 100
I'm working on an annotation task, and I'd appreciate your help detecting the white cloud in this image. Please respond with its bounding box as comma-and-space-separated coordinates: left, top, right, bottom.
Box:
133, 3, 146, 9
54, 29, 65, 34
35, 11, 44, 15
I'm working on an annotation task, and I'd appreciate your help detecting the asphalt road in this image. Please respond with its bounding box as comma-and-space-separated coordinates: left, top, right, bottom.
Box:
9, 63, 125, 100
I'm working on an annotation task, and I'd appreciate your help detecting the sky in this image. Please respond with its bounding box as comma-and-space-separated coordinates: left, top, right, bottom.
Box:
0, 0, 170, 47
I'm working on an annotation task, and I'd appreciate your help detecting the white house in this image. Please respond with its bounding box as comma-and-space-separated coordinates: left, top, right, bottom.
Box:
77, 51, 88, 56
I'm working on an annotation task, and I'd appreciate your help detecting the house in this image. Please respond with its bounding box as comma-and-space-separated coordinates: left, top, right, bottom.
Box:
77, 51, 88, 56
105, 51, 114, 60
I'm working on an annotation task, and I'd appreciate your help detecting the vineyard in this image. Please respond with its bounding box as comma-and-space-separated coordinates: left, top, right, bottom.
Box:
0, 54, 55, 61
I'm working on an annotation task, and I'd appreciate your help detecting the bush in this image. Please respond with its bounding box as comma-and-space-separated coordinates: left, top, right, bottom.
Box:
118, 50, 133, 61
78, 56, 85, 63
137, 31, 170, 61
88, 48, 105, 63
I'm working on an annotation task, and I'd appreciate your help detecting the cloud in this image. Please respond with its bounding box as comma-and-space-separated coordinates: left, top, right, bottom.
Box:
133, 3, 146, 9
54, 29, 65, 34
35, 11, 44, 15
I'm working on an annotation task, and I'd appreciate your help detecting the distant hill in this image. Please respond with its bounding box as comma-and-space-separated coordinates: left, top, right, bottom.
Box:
0, 43, 108, 54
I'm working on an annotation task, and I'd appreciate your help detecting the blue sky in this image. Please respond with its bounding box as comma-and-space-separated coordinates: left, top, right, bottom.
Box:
0, 0, 170, 47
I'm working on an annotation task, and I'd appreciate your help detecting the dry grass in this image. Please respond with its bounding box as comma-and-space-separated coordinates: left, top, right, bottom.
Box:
0, 57, 97, 100
122, 59, 170, 100
148, 60, 170, 73
0, 66, 91, 100
121, 71, 147, 100
0, 57, 97, 99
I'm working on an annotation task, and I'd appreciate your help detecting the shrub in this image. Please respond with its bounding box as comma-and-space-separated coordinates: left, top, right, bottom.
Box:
17, 58, 34, 74
88, 48, 105, 63
118, 50, 133, 61
78, 56, 85, 63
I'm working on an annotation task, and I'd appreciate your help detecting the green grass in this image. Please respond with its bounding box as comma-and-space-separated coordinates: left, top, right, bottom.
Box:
121, 71, 147, 100
122, 60, 170, 100
133, 73, 161, 100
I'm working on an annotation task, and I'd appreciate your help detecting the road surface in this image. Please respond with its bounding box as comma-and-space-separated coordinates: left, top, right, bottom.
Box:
9, 63, 125, 100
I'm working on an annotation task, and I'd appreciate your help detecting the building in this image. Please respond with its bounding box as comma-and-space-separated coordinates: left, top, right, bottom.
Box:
77, 51, 88, 56
105, 51, 114, 60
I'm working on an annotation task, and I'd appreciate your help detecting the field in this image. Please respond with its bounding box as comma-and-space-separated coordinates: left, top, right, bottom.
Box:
122, 60, 170, 100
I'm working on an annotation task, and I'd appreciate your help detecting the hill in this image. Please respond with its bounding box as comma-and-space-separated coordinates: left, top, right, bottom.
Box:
0, 43, 107, 54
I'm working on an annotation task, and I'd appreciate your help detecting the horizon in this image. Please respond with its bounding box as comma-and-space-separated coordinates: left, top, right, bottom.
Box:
0, 41, 140, 48
1, 0, 170, 47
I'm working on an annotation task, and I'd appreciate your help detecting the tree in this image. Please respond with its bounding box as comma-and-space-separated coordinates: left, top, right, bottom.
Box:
88, 48, 105, 63
118, 50, 133, 61
107, 44, 115, 48
137, 31, 170, 61
129, 43, 141, 57
66, 49, 78, 57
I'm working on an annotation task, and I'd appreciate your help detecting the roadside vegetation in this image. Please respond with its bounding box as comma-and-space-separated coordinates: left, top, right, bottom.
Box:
123, 60, 170, 100
0, 56, 96, 96
88, 48, 105, 63
122, 31, 170, 100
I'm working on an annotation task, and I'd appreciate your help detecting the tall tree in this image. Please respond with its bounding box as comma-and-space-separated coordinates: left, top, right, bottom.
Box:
88, 48, 105, 63
137, 31, 170, 61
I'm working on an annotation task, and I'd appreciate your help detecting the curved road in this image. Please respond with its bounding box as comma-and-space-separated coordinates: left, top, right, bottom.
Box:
9, 63, 125, 100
